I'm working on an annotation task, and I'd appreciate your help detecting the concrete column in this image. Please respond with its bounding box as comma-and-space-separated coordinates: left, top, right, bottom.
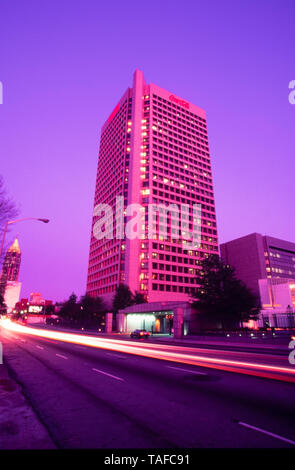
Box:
105, 312, 113, 334
116, 312, 126, 333
173, 307, 184, 339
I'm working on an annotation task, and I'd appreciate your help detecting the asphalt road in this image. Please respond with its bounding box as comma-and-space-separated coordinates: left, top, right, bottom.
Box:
1, 325, 295, 449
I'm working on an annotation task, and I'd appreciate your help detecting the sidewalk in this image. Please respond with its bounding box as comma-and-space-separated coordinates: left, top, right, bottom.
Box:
0, 361, 56, 449
152, 335, 289, 351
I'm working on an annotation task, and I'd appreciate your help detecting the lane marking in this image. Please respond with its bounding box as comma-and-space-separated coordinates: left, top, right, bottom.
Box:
167, 365, 207, 375
36, 345, 44, 350
236, 421, 295, 446
92, 368, 124, 382
56, 353, 68, 360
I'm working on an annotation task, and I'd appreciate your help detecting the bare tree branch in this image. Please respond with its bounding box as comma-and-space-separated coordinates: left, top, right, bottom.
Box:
0, 175, 19, 262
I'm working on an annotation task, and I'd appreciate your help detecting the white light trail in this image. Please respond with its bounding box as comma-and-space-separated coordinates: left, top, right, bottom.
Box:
1, 319, 295, 383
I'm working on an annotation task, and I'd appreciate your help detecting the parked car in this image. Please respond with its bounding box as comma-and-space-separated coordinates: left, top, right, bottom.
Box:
130, 329, 150, 339
45, 316, 60, 326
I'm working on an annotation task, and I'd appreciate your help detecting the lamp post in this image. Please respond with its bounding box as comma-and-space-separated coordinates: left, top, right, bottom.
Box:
0, 217, 50, 260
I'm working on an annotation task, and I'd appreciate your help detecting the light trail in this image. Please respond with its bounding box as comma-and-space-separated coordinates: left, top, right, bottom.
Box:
1, 319, 295, 383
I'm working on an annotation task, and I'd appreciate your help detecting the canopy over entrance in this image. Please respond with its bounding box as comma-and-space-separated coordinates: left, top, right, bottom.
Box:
117, 301, 192, 338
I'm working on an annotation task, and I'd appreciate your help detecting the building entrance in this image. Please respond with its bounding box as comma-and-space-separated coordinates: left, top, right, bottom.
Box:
126, 311, 173, 334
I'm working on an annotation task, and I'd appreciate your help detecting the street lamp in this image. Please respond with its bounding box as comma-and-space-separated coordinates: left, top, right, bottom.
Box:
0, 217, 50, 259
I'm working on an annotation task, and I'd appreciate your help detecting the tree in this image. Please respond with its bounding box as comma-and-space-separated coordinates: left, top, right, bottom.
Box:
133, 291, 147, 305
0, 293, 7, 315
112, 284, 134, 313
79, 294, 106, 325
112, 285, 147, 314
43, 304, 55, 316
191, 255, 260, 329
58, 293, 106, 328
0, 175, 19, 260
58, 293, 79, 321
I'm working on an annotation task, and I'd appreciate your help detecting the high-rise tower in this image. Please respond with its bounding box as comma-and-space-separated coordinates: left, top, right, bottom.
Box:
0, 237, 21, 297
87, 70, 218, 305
0, 238, 22, 312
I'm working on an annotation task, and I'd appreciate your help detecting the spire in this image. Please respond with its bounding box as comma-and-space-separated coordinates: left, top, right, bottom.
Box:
8, 237, 21, 254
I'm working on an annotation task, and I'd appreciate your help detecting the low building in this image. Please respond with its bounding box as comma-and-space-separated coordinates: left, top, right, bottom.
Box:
29, 292, 45, 305
220, 233, 295, 327
254, 278, 295, 328
14, 293, 54, 317
116, 301, 194, 338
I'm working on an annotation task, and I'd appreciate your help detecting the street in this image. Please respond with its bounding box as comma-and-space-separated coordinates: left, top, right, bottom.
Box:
1, 323, 295, 448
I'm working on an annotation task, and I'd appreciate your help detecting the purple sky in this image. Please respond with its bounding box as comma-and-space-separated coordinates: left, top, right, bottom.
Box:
0, 0, 294, 302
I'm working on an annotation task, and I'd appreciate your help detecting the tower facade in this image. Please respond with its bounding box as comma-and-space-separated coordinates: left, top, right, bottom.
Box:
87, 70, 218, 305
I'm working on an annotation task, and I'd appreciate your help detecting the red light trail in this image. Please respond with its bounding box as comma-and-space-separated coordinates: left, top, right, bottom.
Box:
1, 320, 294, 383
